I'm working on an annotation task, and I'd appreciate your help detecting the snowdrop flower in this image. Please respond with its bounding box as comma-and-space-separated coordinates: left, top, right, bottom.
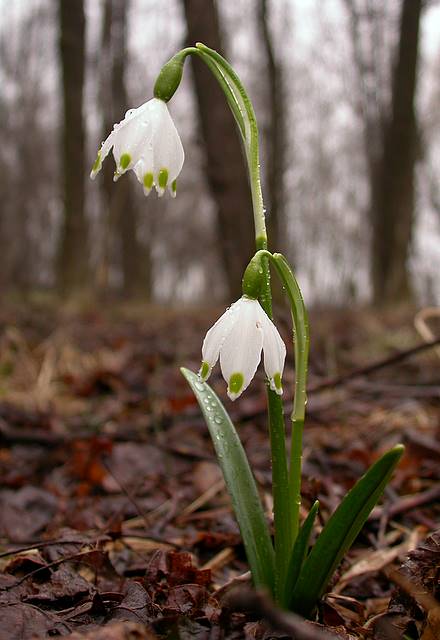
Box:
199, 296, 286, 400
90, 98, 184, 197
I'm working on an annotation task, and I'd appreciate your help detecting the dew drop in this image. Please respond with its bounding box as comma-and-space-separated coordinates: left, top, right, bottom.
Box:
214, 415, 223, 425
194, 381, 205, 392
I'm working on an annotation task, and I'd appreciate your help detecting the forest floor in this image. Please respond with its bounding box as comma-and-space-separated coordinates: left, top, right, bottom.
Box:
0, 301, 439, 640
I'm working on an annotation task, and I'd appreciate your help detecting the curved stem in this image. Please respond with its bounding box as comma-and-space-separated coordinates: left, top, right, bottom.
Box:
192, 45, 290, 599
180, 47, 246, 139
195, 43, 267, 243
179, 44, 292, 601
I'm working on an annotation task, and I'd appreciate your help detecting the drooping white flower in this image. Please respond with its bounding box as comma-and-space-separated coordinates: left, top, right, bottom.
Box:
90, 97, 184, 197
199, 296, 286, 400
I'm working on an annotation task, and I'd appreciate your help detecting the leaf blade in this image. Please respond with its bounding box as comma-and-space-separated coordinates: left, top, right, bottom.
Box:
181, 367, 275, 591
283, 500, 319, 608
290, 445, 404, 617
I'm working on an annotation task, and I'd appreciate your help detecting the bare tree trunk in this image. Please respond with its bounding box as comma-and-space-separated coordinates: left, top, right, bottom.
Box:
182, 0, 255, 299
96, 0, 113, 294
344, 0, 385, 179
99, 0, 150, 298
257, 0, 285, 250
57, 0, 89, 296
371, 0, 422, 305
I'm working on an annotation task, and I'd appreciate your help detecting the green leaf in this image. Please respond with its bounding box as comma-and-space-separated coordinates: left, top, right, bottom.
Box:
193, 50, 246, 140
290, 445, 404, 617
283, 500, 319, 608
181, 367, 275, 592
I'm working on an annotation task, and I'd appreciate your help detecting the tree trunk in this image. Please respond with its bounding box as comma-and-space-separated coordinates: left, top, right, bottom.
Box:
182, 0, 255, 299
371, 0, 422, 305
257, 0, 285, 251
99, 0, 150, 298
57, 0, 89, 296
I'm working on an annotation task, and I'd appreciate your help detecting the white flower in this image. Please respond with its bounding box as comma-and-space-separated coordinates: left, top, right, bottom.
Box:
90, 97, 184, 197
199, 296, 286, 400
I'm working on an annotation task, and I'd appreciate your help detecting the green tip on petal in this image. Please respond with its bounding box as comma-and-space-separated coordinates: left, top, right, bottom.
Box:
228, 372, 244, 399
171, 179, 177, 195
91, 150, 101, 175
120, 153, 131, 170
272, 372, 282, 394
143, 172, 154, 189
158, 168, 169, 189
199, 361, 210, 380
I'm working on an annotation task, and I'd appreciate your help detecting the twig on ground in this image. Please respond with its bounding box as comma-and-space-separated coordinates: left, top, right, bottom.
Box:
222, 587, 348, 639
308, 337, 440, 395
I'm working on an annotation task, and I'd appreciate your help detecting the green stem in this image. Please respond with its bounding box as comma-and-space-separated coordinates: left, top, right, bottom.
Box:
270, 254, 309, 543
244, 247, 311, 604
181, 44, 295, 601
290, 418, 304, 543
289, 301, 308, 543
194, 46, 292, 601
266, 386, 292, 599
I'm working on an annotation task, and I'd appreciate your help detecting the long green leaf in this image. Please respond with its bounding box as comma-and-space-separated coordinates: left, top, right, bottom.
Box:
290, 445, 404, 617
181, 367, 275, 592
283, 500, 319, 608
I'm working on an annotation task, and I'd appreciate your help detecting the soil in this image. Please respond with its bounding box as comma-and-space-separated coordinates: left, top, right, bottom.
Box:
0, 302, 438, 639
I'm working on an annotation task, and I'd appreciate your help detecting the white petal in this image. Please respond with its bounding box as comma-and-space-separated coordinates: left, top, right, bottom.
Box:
259, 308, 286, 394
133, 154, 154, 196
200, 300, 240, 379
151, 100, 184, 189
112, 105, 154, 172
91, 100, 153, 179
90, 98, 184, 197
219, 297, 264, 400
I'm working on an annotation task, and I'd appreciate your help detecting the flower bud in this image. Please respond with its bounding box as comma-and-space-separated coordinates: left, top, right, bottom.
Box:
154, 51, 187, 102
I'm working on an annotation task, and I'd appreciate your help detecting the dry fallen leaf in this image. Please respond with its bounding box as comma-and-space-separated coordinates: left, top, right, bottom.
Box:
335, 527, 422, 590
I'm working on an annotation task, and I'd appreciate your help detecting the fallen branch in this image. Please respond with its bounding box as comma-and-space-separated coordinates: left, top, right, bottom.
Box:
308, 337, 440, 394
222, 587, 348, 640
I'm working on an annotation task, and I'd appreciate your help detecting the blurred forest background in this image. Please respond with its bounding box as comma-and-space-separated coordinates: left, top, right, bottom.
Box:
1, 0, 439, 308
